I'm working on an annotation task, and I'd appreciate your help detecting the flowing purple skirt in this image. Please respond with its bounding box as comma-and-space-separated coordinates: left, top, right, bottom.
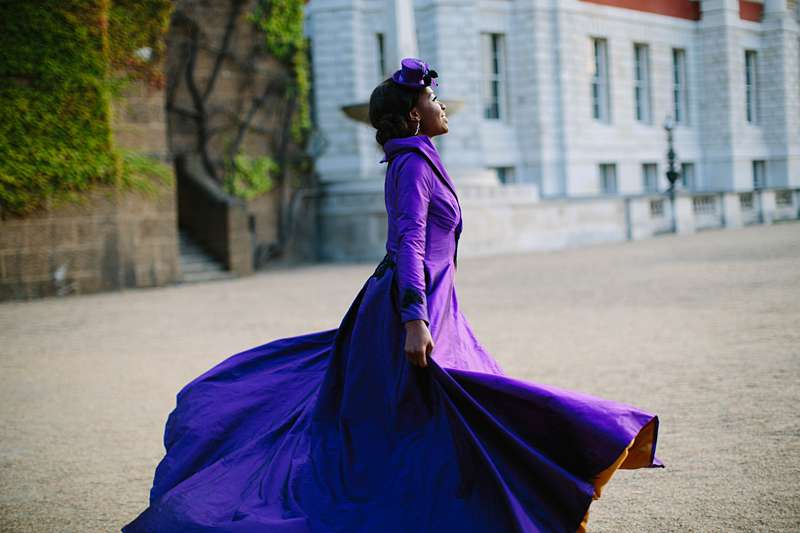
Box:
122, 264, 662, 533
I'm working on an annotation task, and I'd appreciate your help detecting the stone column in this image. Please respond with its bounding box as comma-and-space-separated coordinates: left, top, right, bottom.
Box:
304, 0, 377, 185
416, 0, 497, 186
674, 195, 696, 234
697, 0, 742, 191
722, 192, 743, 228
760, 0, 800, 187
759, 189, 777, 224
385, 0, 418, 71
511, 0, 569, 197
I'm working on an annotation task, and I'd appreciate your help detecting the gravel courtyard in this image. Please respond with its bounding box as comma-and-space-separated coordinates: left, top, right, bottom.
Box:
1, 221, 798, 532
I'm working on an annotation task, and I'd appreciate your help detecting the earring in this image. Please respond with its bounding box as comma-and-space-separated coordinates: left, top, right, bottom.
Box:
414, 120, 421, 135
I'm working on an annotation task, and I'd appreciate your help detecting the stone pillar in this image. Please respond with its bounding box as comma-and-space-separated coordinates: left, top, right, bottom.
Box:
760, 0, 800, 187
697, 0, 743, 191
305, 0, 377, 185
385, 0, 418, 71
722, 192, 743, 228
674, 195, 696, 234
510, 0, 569, 197
759, 189, 777, 224
626, 197, 659, 240
417, 0, 496, 186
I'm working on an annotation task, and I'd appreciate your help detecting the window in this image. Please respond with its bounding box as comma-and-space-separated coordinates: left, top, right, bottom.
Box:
672, 48, 689, 125
642, 163, 659, 193
745, 50, 759, 124
633, 44, 651, 123
493, 166, 516, 185
752, 160, 766, 190
599, 163, 617, 194
591, 38, 610, 123
481, 33, 508, 120
376, 33, 387, 82
681, 162, 695, 190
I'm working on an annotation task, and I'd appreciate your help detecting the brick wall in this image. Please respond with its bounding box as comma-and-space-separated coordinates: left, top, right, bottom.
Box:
0, 183, 179, 301
112, 78, 170, 159
0, 56, 181, 302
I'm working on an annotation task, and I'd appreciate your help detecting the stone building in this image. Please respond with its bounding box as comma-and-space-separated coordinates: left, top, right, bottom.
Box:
165, 0, 310, 277
303, 0, 800, 260
0, 0, 309, 301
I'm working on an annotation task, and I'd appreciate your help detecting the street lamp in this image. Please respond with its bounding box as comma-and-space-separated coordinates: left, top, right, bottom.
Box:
663, 115, 681, 192
663, 115, 681, 232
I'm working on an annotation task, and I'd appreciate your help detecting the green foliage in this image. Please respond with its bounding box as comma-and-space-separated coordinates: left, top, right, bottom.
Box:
290, 44, 312, 145
119, 149, 174, 195
108, 0, 173, 89
0, 0, 172, 216
0, 1, 118, 216
223, 153, 277, 200
248, 0, 312, 145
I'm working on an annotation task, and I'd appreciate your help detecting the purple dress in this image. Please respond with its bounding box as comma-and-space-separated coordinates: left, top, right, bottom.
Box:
122, 135, 662, 533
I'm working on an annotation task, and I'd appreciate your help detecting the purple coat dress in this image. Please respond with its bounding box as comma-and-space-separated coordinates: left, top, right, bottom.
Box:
122, 135, 662, 533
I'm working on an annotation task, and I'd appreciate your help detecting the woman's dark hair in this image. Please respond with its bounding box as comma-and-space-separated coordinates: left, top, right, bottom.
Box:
369, 78, 423, 146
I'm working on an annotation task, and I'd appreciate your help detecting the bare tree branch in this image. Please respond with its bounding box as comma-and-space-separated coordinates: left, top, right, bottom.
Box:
169, 104, 200, 120
227, 80, 275, 161
202, 0, 247, 104
183, 19, 218, 181
276, 92, 298, 246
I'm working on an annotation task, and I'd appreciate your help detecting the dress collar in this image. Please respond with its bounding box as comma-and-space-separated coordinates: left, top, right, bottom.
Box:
379, 135, 437, 164
379, 135, 460, 207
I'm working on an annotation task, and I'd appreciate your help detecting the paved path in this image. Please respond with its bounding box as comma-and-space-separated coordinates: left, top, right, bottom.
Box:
1, 222, 798, 532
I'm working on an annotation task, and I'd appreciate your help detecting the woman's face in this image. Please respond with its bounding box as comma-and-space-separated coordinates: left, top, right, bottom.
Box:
409, 86, 448, 137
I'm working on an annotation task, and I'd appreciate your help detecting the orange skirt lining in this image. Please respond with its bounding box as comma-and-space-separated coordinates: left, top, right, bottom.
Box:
576, 417, 658, 533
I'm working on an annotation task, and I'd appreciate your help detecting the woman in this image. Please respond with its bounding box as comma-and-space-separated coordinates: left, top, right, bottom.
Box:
122, 58, 662, 533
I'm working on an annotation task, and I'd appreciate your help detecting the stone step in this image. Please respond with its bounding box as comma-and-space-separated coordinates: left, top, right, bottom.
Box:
178, 242, 207, 254
180, 259, 226, 274
180, 252, 213, 263
177, 230, 233, 283
180, 270, 236, 284
179, 245, 207, 255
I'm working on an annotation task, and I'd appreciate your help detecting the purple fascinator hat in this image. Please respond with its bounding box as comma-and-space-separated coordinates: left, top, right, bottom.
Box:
391, 57, 438, 89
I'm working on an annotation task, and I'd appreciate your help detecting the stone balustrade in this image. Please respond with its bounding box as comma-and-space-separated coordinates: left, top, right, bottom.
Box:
317, 186, 800, 262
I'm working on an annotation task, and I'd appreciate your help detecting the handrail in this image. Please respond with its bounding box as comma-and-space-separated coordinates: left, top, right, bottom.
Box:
174, 154, 246, 207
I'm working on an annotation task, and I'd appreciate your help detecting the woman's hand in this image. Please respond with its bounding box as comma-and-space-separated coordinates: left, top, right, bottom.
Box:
404, 319, 434, 367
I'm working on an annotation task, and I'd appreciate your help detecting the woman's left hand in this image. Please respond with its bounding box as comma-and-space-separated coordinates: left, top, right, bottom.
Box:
404, 319, 434, 367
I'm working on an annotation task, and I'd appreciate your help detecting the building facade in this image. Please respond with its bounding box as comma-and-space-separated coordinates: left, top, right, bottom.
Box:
303, 0, 800, 260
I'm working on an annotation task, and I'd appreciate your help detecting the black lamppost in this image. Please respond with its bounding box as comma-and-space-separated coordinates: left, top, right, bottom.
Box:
663, 116, 681, 232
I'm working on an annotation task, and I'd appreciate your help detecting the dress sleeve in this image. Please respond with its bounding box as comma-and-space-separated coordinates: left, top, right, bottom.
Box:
393, 155, 432, 326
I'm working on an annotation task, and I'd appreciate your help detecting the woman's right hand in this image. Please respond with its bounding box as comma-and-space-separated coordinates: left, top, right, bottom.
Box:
404, 319, 434, 367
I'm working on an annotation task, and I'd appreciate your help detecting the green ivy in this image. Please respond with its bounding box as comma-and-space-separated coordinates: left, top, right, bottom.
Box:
120, 149, 174, 193
248, 0, 311, 145
0, 0, 172, 217
108, 0, 173, 89
223, 153, 277, 201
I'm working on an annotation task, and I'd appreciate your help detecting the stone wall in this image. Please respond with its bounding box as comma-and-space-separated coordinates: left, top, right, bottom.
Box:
305, 0, 799, 201
318, 184, 800, 262
175, 154, 253, 275
0, 50, 181, 302
175, 153, 314, 273
0, 184, 179, 301
112, 78, 170, 160
166, 0, 287, 166
165, 0, 291, 269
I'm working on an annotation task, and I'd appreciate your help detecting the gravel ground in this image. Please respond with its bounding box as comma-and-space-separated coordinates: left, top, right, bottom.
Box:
1, 221, 798, 532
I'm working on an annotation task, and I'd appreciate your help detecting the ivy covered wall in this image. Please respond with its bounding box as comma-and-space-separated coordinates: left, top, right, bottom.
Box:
0, 0, 173, 217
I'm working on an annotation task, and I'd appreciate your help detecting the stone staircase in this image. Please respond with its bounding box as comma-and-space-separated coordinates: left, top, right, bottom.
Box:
178, 229, 235, 284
